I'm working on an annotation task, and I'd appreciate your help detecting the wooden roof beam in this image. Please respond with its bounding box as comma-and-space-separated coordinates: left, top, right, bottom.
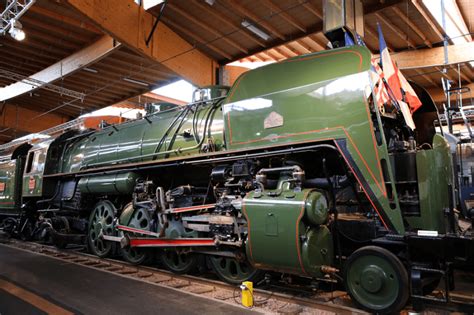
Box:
29, 5, 101, 34
365, 26, 393, 52
251, 55, 266, 62
427, 83, 474, 104
461, 65, 474, 82
436, 66, 456, 82
391, 42, 474, 69
230, 0, 402, 62
191, 0, 265, 48
391, 6, 432, 48
277, 45, 299, 58
156, 22, 232, 60
21, 16, 93, 43
411, 0, 444, 42
63, 0, 217, 86
258, 51, 275, 62
0, 103, 70, 135
0, 48, 53, 67
260, 0, 306, 33
1, 37, 66, 58
309, 34, 329, 50
0, 61, 41, 76
167, 3, 248, 54
299, 1, 322, 20
267, 48, 287, 60
22, 27, 82, 51
374, 12, 417, 49
290, 41, 312, 54
271, 47, 291, 59
0, 36, 121, 102
451, 65, 472, 83
412, 69, 439, 87
301, 37, 325, 51
266, 49, 284, 61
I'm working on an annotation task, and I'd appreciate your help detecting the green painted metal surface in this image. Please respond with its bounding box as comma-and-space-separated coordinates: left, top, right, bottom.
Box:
62, 104, 224, 173
224, 46, 405, 234
0, 159, 18, 210
78, 172, 139, 195
305, 191, 329, 226
407, 134, 452, 233
345, 247, 408, 312
243, 188, 333, 277
53, 46, 452, 236
22, 144, 49, 197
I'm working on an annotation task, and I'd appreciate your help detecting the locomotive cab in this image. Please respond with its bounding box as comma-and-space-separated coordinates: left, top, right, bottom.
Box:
0, 142, 32, 215
23, 140, 50, 198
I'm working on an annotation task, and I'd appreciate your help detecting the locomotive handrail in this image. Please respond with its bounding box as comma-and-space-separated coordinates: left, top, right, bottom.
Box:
45, 143, 339, 178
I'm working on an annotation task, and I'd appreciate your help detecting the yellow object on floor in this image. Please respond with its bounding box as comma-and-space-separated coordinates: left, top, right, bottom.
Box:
241, 281, 253, 307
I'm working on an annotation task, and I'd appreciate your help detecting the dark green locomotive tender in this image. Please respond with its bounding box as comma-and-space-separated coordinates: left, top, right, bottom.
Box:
1, 46, 473, 313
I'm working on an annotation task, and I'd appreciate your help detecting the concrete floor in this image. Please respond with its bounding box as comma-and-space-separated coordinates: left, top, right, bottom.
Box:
0, 244, 258, 315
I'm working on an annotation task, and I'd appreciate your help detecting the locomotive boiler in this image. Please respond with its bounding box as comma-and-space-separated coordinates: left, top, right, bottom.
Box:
1, 45, 473, 313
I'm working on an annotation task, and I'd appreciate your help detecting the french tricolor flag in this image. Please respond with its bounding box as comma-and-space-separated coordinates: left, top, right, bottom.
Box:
378, 24, 422, 113
377, 23, 403, 102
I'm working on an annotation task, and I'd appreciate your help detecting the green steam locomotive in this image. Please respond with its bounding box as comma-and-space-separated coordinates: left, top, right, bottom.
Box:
1, 46, 473, 313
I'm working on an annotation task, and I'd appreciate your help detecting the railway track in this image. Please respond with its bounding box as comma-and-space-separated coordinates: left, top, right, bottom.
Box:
0, 237, 367, 315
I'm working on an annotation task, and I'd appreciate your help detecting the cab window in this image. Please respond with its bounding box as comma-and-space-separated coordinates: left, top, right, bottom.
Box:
25, 150, 46, 174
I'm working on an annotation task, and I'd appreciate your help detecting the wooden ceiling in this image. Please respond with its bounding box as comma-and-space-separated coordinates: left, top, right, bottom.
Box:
0, 0, 180, 118
176, 0, 471, 93
0, 0, 473, 133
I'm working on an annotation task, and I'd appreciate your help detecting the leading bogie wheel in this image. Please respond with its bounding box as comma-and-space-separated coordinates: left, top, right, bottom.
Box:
344, 246, 409, 314
88, 200, 116, 258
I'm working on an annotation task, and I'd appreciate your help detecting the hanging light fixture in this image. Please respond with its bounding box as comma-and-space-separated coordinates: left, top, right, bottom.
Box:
122, 77, 150, 87
241, 20, 271, 41
9, 19, 25, 41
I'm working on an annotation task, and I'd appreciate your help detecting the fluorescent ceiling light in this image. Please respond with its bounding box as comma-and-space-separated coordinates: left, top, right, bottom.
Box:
422, 0, 471, 44
83, 67, 98, 73
123, 77, 150, 87
242, 20, 271, 41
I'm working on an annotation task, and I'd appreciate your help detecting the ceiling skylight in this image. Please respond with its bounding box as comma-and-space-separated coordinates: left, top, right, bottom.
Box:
140, 0, 165, 10
422, 0, 472, 44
